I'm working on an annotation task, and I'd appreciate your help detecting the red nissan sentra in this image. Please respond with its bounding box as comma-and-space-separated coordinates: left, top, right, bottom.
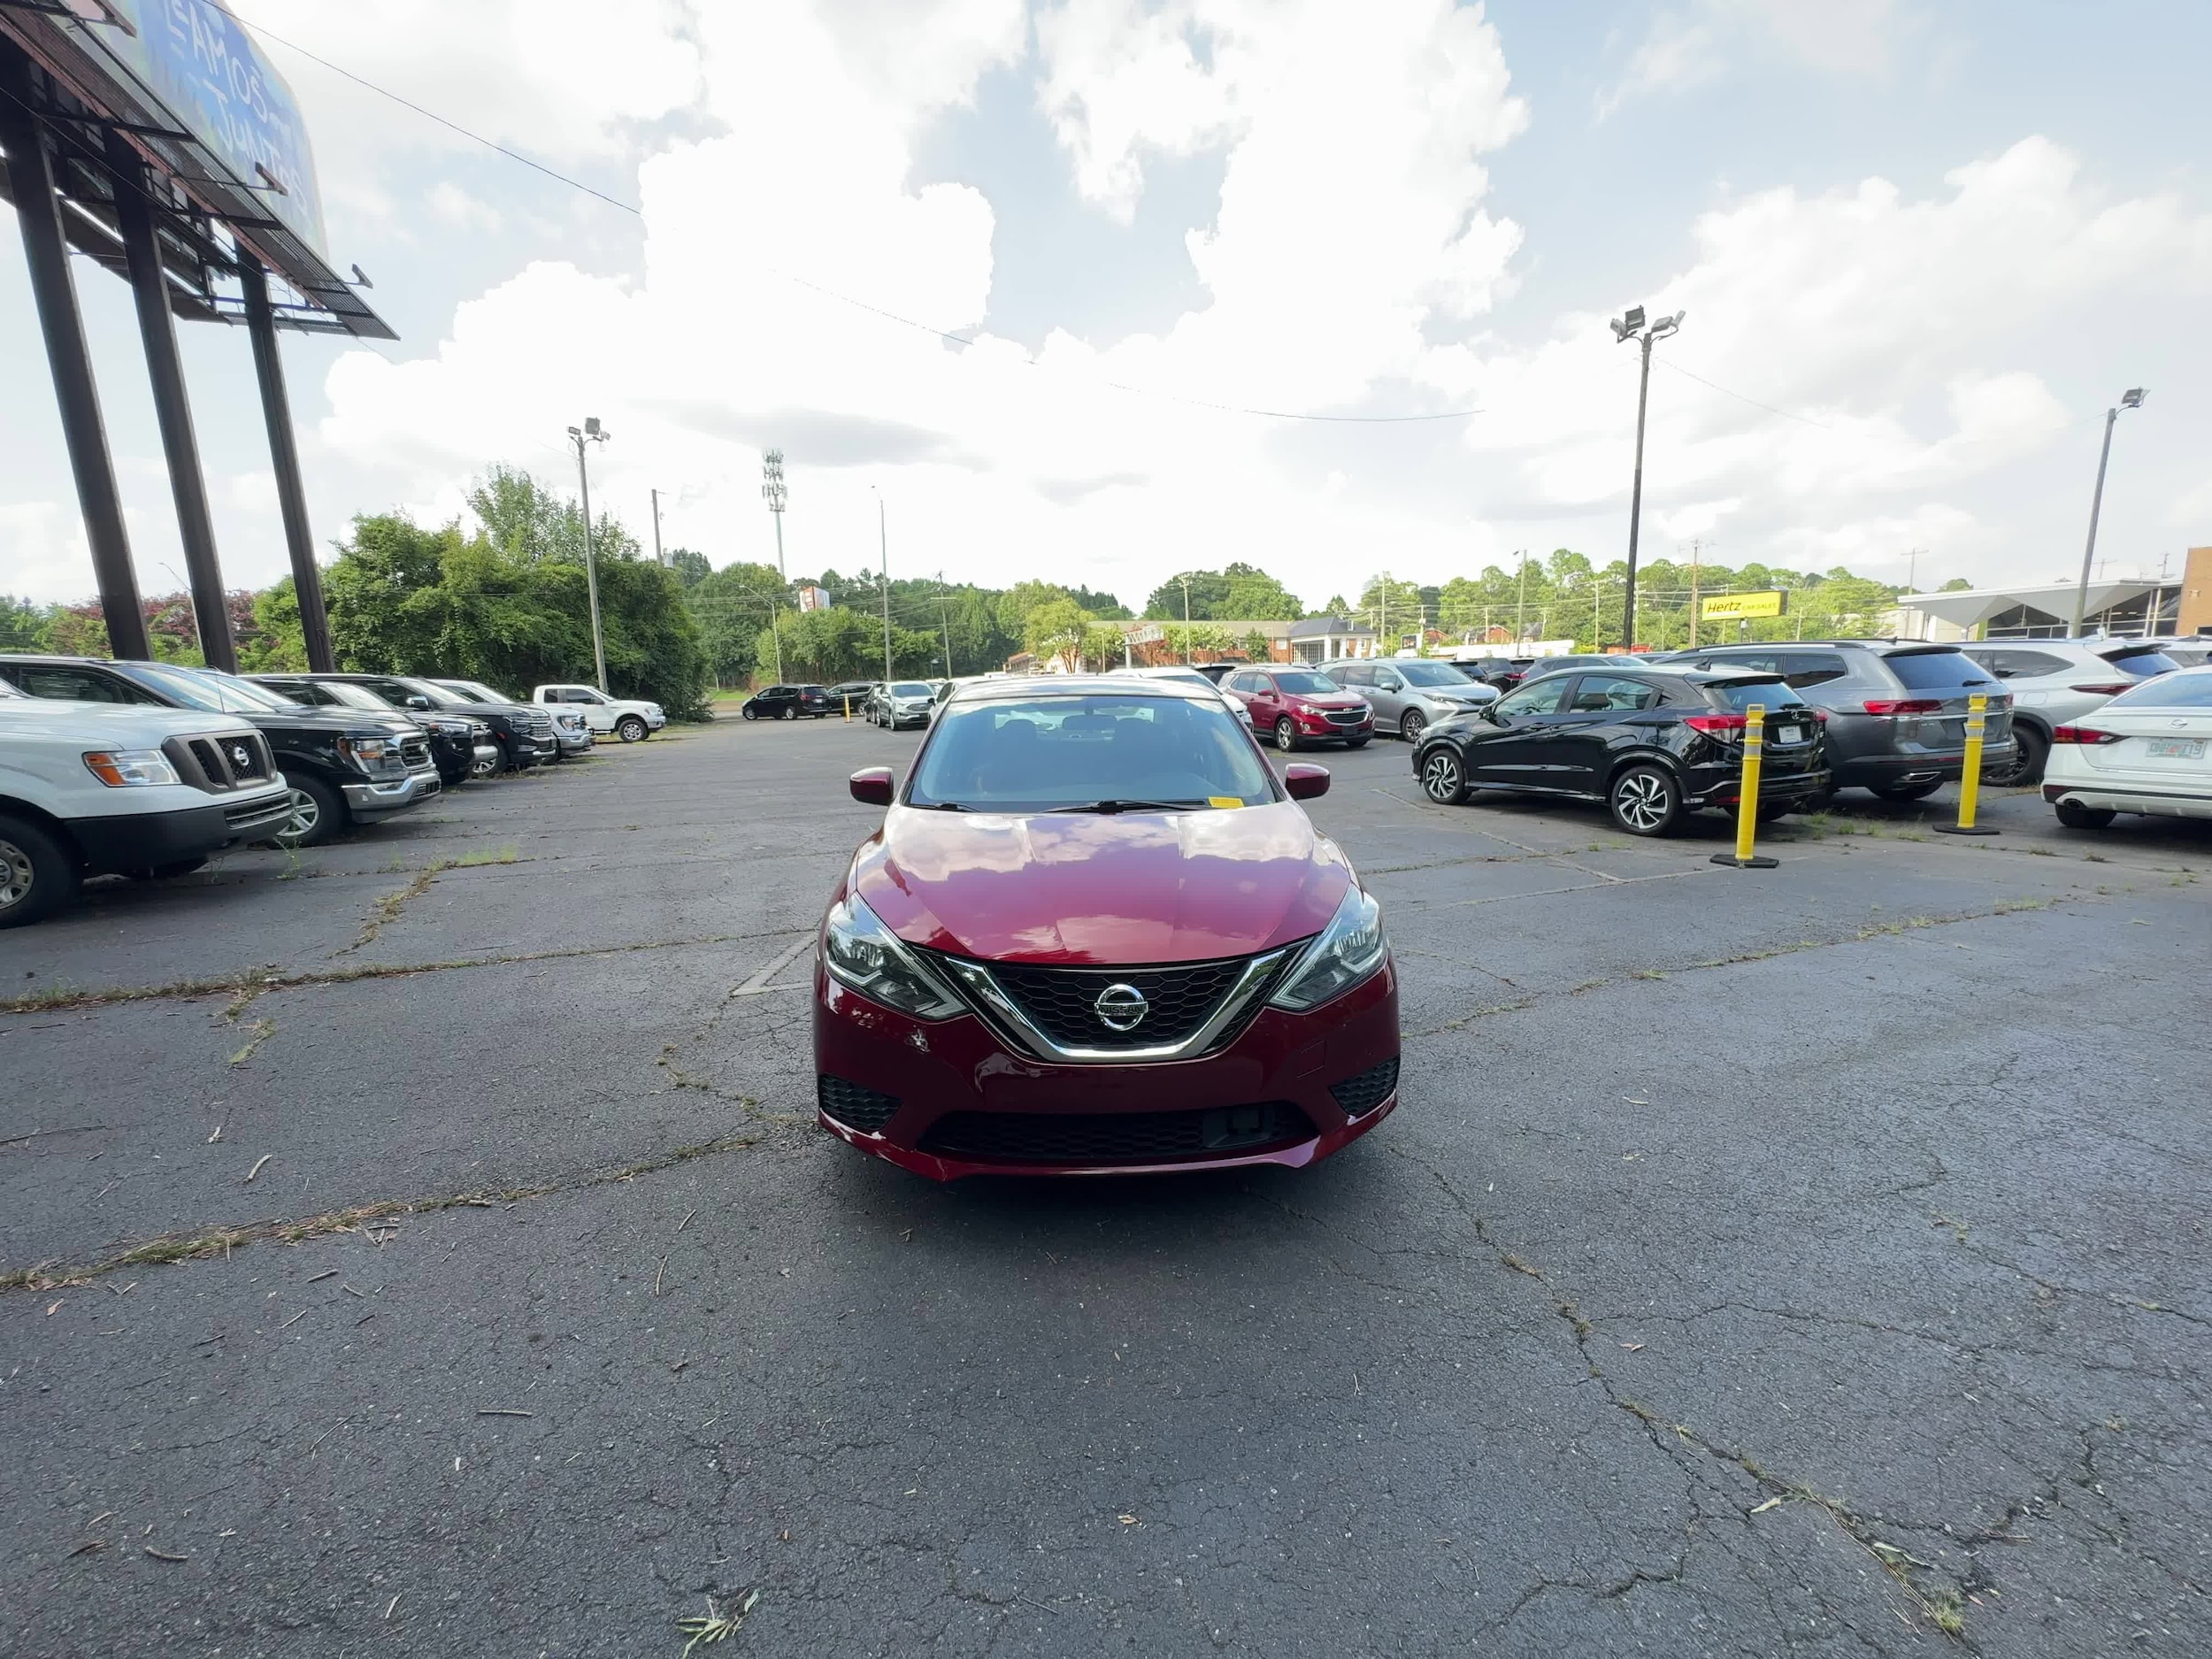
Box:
813, 675, 1400, 1179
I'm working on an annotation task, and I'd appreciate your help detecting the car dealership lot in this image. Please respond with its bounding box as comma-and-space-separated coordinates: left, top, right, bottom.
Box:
3, 720, 2206, 1658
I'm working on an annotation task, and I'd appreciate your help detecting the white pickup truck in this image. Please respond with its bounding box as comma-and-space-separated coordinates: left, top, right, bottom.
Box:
531, 683, 665, 743
0, 685, 295, 927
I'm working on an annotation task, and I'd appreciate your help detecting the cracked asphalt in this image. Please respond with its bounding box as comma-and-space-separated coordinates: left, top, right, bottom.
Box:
3, 716, 2206, 1657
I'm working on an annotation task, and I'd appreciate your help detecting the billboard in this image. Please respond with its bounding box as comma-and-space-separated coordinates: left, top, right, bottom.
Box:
1701, 590, 1787, 621
102, 0, 328, 261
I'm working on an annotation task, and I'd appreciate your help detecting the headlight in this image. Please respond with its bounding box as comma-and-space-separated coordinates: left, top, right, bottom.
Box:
1268, 884, 1387, 1011
338, 736, 402, 774
83, 749, 180, 787
821, 893, 964, 1019
469, 720, 492, 738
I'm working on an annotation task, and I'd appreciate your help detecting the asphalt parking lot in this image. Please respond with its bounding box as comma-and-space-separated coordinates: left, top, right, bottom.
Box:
4, 717, 2207, 1658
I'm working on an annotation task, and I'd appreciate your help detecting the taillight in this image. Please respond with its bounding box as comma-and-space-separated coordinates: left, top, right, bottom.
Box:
2051, 725, 2122, 745
1684, 713, 1747, 735
1810, 708, 1829, 722
1862, 698, 1943, 716
2067, 683, 2131, 695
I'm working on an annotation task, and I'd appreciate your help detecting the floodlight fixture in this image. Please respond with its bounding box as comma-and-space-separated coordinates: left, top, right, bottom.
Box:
2072, 387, 2150, 634
2121, 388, 2146, 409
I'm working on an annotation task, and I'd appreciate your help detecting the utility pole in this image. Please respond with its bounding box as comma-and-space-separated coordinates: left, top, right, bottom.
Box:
872, 486, 891, 680
566, 419, 611, 691
760, 450, 787, 685
1611, 304, 1683, 649
649, 488, 665, 565
1687, 538, 1704, 649
1179, 574, 1193, 664
1515, 550, 1529, 643
2072, 389, 2147, 636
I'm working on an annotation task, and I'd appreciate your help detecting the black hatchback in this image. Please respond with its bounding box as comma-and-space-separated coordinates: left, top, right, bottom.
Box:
1409, 666, 1831, 836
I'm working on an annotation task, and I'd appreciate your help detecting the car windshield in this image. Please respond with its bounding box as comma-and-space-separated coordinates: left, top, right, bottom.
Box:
1883, 649, 1995, 690
890, 682, 932, 696
397, 677, 468, 707
1706, 678, 1809, 712
433, 681, 493, 703
317, 681, 396, 710
1395, 662, 1477, 687
909, 695, 1276, 812
2106, 671, 2212, 710
119, 662, 265, 712
190, 670, 303, 710
1272, 672, 1340, 695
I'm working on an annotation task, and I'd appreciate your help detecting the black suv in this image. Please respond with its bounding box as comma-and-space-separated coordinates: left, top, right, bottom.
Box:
0, 657, 440, 847
254, 674, 488, 786
1655, 641, 2014, 800
1410, 664, 1832, 835
289, 673, 557, 772
741, 684, 838, 720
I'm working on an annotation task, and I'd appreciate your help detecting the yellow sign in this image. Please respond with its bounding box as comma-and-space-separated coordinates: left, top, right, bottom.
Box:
1701, 590, 1786, 621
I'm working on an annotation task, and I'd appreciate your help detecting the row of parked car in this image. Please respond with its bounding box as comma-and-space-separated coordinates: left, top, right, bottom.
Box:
0, 653, 669, 927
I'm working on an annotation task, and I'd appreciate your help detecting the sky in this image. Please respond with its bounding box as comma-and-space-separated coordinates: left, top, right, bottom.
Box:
3, 0, 2208, 617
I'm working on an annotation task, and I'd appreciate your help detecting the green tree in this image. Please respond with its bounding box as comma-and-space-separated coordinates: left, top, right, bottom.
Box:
687, 561, 787, 684
0, 595, 42, 650
1023, 596, 1093, 657
666, 547, 710, 588
1143, 570, 1231, 620
1220, 564, 1304, 619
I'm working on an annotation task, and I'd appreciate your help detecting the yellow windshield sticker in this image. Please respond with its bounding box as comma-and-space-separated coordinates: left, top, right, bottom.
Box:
1209, 795, 1243, 810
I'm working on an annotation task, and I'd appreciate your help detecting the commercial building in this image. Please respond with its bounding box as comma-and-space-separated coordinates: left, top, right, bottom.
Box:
1892, 572, 2191, 641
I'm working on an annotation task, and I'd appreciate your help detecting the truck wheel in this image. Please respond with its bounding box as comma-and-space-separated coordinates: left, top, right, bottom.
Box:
271, 775, 346, 849
0, 814, 77, 929
616, 714, 648, 743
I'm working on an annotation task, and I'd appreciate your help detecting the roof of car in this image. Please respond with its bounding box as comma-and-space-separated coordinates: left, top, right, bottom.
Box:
947, 673, 1216, 706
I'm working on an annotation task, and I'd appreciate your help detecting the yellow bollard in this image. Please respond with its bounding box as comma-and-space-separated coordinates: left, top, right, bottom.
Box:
1710, 703, 1778, 868
1938, 691, 2000, 836
843, 695, 853, 723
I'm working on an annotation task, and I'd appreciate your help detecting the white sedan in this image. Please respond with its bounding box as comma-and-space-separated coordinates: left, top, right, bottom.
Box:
2042, 664, 2212, 827
1111, 664, 1256, 729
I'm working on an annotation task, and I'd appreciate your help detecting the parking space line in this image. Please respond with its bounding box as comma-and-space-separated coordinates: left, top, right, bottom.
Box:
1397, 867, 1712, 911
729, 936, 813, 998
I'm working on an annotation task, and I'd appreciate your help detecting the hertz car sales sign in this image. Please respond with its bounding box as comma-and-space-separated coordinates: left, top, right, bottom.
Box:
1701, 591, 1788, 621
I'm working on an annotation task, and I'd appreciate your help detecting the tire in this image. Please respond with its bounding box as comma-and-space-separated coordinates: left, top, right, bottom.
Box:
615, 715, 648, 743
471, 747, 500, 779
271, 774, 346, 849
1419, 747, 1467, 805
1345, 736, 1371, 749
1609, 764, 1684, 837
1399, 710, 1426, 744
780, 705, 797, 722
2054, 800, 2116, 831
0, 814, 77, 929
741, 705, 759, 722
1274, 717, 1300, 753
1869, 780, 1943, 803
1755, 801, 1793, 824
1983, 726, 2047, 787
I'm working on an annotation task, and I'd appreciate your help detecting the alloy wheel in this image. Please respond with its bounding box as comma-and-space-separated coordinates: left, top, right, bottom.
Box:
617, 715, 647, 742
780, 705, 797, 721
1400, 710, 1425, 743
1611, 768, 1676, 835
0, 839, 33, 912
277, 786, 321, 845
1420, 751, 1464, 805
1274, 717, 1298, 752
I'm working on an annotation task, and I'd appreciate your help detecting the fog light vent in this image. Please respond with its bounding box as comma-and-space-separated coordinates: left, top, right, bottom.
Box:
818, 1074, 900, 1134
1329, 1056, 1400, 1118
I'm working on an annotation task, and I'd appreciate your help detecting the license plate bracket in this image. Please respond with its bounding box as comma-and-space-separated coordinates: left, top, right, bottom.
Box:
2146, 737, 2205, 759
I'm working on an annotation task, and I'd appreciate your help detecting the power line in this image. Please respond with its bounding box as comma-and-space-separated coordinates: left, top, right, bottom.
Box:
1655, 358, 1833, 431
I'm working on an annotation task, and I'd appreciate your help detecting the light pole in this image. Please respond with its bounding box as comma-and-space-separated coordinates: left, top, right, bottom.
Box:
565, 418, 611, 691
1179, 574, 1193, 664
2071, 388, 2146, 636
871, 485, 891, 681
1611, 303, 1683, 651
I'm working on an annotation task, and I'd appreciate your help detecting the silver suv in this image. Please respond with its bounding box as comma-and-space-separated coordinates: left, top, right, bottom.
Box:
1960, 640, 2181, 785
1330, 658, 1499, 742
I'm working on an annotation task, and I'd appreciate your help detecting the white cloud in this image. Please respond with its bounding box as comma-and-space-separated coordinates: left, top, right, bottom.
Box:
1601, 0, 1910, 116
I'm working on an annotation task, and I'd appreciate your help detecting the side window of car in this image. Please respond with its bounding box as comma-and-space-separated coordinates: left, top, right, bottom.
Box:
1571, 674, 1660, 712
1782, 651, 1850, 688
1496, 679, 1570, 717
1374, 668, 1402, 690
1333, 664, 1369, 687
21, 666, 142, 703
2007, 649, 2071, 679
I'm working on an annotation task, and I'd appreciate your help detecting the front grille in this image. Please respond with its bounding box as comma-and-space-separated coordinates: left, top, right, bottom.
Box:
1323, 708, 1367, 727
400, 735, 432, 769
984, 956, 1254, 1052
818, 1075, 900, 1134
1330, 1056, 1400, 1118
518, 710, 554, 739
918, 1102, 1315, 1165
223, 795, 292, 833
171, 731, 273, 794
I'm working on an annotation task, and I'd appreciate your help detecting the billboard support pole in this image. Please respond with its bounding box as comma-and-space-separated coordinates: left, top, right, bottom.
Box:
0, 47, 150, 659
240, 259, 334, 672
108, 135, 235, 672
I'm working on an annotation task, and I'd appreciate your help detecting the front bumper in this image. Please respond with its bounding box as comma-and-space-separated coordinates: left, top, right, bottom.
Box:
554, 730, 595, 754
813, 957, 1401, 1180
342, 767, 442, 818
1293, 710, 1374, 743
69, 787, 294, 875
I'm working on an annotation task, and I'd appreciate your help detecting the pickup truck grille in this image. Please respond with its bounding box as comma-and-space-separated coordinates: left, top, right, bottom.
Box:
518, 710, 554, 740
166, 731, 275, 794
399, 734, 433, 770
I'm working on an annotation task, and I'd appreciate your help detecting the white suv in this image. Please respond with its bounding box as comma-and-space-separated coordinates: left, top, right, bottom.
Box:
0, 687, 293, 927
1962, 639, 2181, 785
532, 684, 665, 742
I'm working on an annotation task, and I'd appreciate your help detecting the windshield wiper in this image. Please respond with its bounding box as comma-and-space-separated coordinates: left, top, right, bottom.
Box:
910, 800, 972, 812
1048, 798, 1207, 814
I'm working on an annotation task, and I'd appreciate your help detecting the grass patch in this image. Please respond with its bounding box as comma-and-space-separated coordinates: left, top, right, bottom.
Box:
454, 844, 521, 868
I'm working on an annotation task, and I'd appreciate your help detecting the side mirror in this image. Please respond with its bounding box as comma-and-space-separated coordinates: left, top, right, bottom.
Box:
405, 695, 433, 710
1283, 763, 1330, 801
849, 766, 895, 807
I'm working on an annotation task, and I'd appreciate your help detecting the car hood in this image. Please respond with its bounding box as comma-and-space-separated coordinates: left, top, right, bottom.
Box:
243, 710, 419, 738
853, 801, 1352, 965
1287, 693, 1368, 712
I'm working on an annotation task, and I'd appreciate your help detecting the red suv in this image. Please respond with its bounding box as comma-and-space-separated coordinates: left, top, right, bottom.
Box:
813, 678, 1401, 1179
1220, 666, 1375, 751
